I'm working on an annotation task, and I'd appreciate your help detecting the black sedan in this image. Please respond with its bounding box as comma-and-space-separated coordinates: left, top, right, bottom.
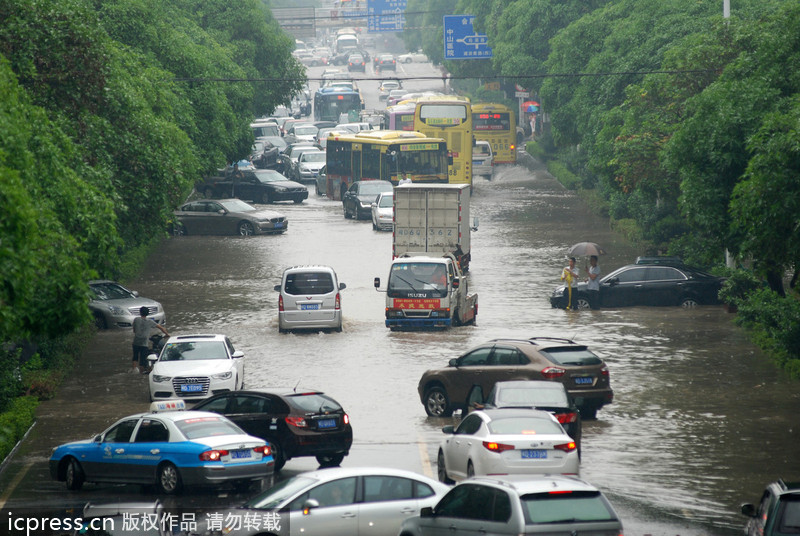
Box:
172, 199, 287, 236
200, 169, 307, 204
550, 260, 725, 309
250, 139, 280, 169
342, 180, 393, 220
192, 389, 353, 471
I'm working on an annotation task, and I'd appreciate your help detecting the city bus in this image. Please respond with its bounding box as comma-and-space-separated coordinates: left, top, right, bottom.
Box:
382, 103, 416, 131
325, 130, 450, 200
412, 96, 473, 187
314, 86, 363, 123
471, 102, 517, 165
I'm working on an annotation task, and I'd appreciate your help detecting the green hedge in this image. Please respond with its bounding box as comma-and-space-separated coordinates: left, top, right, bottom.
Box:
0, 396, 39, 461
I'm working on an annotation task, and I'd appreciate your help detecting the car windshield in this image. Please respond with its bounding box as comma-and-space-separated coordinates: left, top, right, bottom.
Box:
486, 416, 564, 435
174, 416, 244, 440
261, 136, 287, 150
301, 152, 326, 163
90, 283, 134, 300
521, 491, 617, 524
284, 272, 335, 295
494, 387, 568, 407
286, 393, 342, 413
247, 476, 317, 509
378, 195, 393, 208
159, 341, 229, 361
218, 199, 256, 213
254, 170, 288, 183
295, 126, 318, 135
538, 347, 603, 366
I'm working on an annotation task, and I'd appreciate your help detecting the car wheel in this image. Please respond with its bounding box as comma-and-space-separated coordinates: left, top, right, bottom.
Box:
343, 203, 350, 219
372, 218, 377, 230
204, 187, 215, 199
260, 192, 271, 204
316, 453, 345, 467
437, 450, 454, 484
423, 386, 451, 417
93, 313, 108, 330
575, 297, 592, 310
293, 197, 303, 204
271, 442, 286, 472
579, 406, 598, 421
65, 458, 85, 490
467, 460, 475, 478
171, 222, 186, 236
405, 57, 412, 64
681, 297, 699, 308
452, 308, 461, 327
157, 462, 182, 494
238, 221, 255, 236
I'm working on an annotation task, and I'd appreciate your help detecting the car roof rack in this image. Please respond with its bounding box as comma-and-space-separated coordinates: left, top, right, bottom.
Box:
634, 256, 684, 265
527, 337, 577, 345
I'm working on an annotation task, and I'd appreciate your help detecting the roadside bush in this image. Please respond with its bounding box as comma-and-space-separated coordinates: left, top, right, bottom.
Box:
735, 288, 800, 378
0, 396, 39, 461
719, 269, 763, 308
547, 161, 582, 190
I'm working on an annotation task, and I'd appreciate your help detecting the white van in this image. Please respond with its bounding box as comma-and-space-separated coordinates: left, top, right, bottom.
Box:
473, 140, 494, 180
274, 266, 346, 333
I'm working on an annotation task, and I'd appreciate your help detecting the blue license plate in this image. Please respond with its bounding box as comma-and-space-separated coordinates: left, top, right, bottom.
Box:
274, 222, 284, 229
317, 418, 336, 429
521, 449, 548, 459
180, 384, 203, 392
574, 376, 593, 385
301, 303, 320, 310
230, 449, 252, 459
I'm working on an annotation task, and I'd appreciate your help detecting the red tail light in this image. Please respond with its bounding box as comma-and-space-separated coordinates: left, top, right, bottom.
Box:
278, 294, 284, 312
482, 441, 514, 453
601, 366, 609, 376
335, 292, 341, 310
556, 412, 579, 424
199, 449, 229, 461
541, 366, 566, 379
554, 441, 577, 452
343, 414, 350, 425
253, 445, 272, 456
286, 416, 307, 428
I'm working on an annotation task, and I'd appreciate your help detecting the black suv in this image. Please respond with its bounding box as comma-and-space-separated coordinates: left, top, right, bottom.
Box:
741, 479, 800, 535
192, 389, 353, 471
418, 337, 613, 420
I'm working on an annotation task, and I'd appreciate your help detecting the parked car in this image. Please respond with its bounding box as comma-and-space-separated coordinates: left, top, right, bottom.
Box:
250, 121, 281, 139
741, 479, 800, 536
147, 334, 245, 402
49, 401, 273, 494
378, 79, 402, 100
274, 265, 346, 333
417, 337, 614, 419
315, 165, 328, 196
472, 140, 494, 180
284, 123, 319, 145
172, 199, 287, 236
376, 54, 397, 72
293, 150, 326, 183
88, 280, 165, 330
343, 180, 394, 219
222, 466, 451, 536
69, 500, 179, 536
386, 89, 409, 106
398, 50, 427, 63
192, 388, 353, 470
550, 258, 726, 309
276, 142, 320, 177
437, 409, 579, 483
347, 53, 366, 72
466, 380, 582, 457
371, 191, 394, 231
199, 168, 306, 204
399, 474, 624, 535
250, 139, 281, 169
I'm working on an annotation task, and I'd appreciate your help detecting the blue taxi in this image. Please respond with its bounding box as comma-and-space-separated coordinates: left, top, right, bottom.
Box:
49, 401, 274, 494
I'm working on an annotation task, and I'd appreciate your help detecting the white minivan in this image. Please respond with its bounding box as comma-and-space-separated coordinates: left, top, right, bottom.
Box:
472, 140, 494, 180
274, 266, 346, 333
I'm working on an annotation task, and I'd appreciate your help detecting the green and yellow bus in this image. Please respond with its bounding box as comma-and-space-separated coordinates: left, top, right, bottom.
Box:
472, 102, 517, 165
413, 96, 473, 187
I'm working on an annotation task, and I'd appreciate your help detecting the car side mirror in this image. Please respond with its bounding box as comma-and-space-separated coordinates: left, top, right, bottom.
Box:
218, 209, 226, 215
448, 358, 458, 367
441, 425, 455, 434
420, 506, 434, 518
274, 285, 281, 292
608, 277, 619, 285
339, 283, 346, 290
147, 354, 158, 363
741, 503, 756, 517
302, 498, 320, 515
232, 351, 244, 359
93, 434, 102, 443
472, 217, 479, 231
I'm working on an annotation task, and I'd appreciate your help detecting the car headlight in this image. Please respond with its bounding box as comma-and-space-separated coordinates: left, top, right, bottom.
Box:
552, 287, 565, 297
107, 305, 127, 315
211, 371, 232, 380
152, 374, 171, 383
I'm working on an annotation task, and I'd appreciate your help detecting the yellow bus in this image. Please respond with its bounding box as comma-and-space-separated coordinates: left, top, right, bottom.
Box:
413, 96, 473, 187
471, 102, 517, 165
325, 130, 450, 200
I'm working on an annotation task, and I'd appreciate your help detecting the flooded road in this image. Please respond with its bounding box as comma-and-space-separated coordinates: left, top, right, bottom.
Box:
2, 62, 799, 536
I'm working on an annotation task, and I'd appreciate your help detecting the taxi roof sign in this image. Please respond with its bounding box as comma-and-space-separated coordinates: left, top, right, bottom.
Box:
150, 400, 186, 413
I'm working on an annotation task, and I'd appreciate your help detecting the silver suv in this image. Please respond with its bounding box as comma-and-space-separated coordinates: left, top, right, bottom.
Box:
274, 266, 346, 333
400, 474, 624, 535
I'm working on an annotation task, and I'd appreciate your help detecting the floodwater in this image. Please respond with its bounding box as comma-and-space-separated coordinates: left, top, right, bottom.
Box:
1, 63, 799, 536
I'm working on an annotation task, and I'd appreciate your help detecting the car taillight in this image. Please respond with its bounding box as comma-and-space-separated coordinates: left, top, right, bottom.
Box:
253, 445, 272, 456
556, 412, 579, 424
482, 441, 514, 453
601, 366, 609, 376
554, 441, 577, 452
335, 292, 341, 310
278, 294, 284, 312
199, 449, 229, 461
286, 416, 307, 428
343, 413, 350, 425
541, 366, 566, 379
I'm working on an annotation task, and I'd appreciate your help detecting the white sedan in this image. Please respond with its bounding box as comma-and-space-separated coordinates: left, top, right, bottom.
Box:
398, 50, 427, 63
148, 334, 245, 402
437, 408, 579, 483
371, 191, 394, 231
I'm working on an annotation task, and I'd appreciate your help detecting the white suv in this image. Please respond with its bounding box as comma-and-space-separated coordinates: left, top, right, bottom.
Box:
274, 266, 346, 333
147, 334, 244, 402
400, 474, 624, 535
472, 140, 494, 180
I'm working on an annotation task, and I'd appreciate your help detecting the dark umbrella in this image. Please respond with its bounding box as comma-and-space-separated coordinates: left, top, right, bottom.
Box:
568, 242, 606, 257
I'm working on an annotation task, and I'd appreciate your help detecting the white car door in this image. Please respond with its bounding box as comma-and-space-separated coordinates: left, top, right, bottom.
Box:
357, 475, 421, 535
288, 477, 358, 536
442, 414, 483, 481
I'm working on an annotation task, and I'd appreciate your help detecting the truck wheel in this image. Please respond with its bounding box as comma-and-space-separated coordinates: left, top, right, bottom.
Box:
452, 309, 461, 327
424, 386, 451, 417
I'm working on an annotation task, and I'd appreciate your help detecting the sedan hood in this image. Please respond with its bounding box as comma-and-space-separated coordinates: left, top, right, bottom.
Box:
152, 360, 234, 377
240, 208, 285, 221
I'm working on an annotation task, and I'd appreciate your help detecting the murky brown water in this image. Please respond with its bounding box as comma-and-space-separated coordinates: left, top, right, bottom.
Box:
2, 62, 799, 536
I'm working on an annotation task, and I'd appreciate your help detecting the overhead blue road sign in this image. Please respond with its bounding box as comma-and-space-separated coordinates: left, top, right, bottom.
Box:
367, 0, 407, 33
443, 15, 493, 60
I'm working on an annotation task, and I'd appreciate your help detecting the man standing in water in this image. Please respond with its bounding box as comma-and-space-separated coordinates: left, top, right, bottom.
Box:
132, 306, 169, 373
585, 255, 601, 309
561, 257, 580, 309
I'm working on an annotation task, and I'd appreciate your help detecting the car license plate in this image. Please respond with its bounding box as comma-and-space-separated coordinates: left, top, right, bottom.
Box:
274, 222, 284, 229
521, 449, 548, 459
317, 418, 336, 429
230, 449, 252, 460
574, 376, 594, 385
180, 384, 203, 392
301, 303, 320, 310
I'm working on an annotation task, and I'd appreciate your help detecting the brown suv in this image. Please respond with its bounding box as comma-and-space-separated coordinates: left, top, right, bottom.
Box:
417, 337, 614, 419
